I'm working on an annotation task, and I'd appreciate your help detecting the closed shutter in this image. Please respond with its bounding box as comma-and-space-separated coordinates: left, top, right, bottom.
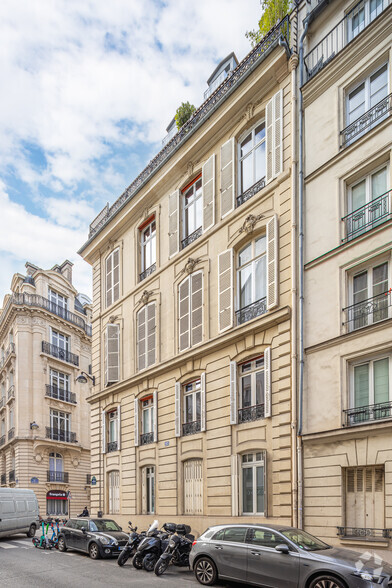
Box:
266, 98, 274, 184
179, 278, 190, 352
117, 405, 121, 451
220, 138, 235, 218
146, 303, 156, 367
153, 390, 158, 443
184, 460, 203, 515
346, 467, 385, 528
137, 307, 146, 371
191, 272, 203, 346
175, 382, 181, 437
200, 372, 206, 432
105, 324, 119, 385
106, 248, 120, 307
168, 190, 179, 258
231, 455, 239, 517
264, 347, 272, 418
218, 249, 233, 332
266, 90, 283, 183
102, 410, 106, 454
202, 154, 215, 232
134, 398, 139, 446
266, 215, 278, 310
230, 361, 237, 425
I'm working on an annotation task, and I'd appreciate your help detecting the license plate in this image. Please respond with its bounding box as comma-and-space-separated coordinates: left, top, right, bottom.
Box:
118, 546, 124, 551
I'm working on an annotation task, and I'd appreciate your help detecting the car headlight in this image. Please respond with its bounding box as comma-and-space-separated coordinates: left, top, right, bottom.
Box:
99, 536, 110, 545
353, 571, 382, 583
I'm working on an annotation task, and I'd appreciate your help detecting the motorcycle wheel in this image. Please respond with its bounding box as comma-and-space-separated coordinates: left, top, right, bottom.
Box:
154, 558, 169, 576
143, 553, 158, 572
117, 549, 131, 567
132, 552, 144, 569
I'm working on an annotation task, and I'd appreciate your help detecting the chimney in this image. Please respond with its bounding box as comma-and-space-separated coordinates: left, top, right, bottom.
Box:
59, 260, 73, 284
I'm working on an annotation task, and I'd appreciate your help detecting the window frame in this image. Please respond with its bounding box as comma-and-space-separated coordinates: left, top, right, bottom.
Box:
346, 62, 389, 127
183, 379, 201, 425
239, 357, 265, 410
349, 354, 392, 409
348, 258, 390, 330
237, 119, 266, 197
182, 174, 203, 241
347, 0, 388, 42
241, 451, 266, 516
236, 236, 267, 312
50, 328, 69, 351
141, 396, 154, 435
48, 288, 68, 311
143, 466, 155, 515
140, 216, 156, 276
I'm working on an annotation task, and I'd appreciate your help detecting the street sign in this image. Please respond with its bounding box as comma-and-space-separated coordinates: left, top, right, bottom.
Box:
91, 475, 97, 485
30, 477, 39, 484
67, 491, 72, 499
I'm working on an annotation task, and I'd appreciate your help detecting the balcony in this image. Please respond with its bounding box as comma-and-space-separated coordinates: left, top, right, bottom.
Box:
47, 471, 69, 483
181, 226, 202, 250
0, 435, 5, 447
45, 385, 76, 404
7, 385, 15, 401
9, 470, 15, 483
342, 190, 391, 241
304, 0, 391, 83
42, 341, 79, 367
238, 404, 265, 424
337, 526, 392, 540
140, 432, 154, 446
139, 263, 156, 282
107, 441, 118, 453
344, 400, 392, 427
45, 426, 76, 443
0, 342, 15, 370
343, 290, 391, 331
182, 420, 201, 437
236, 177, 266, 208
8, 428, 15, 441
340, 94, 392, 149
236, 297, 267, 326
1, 473, 5, 485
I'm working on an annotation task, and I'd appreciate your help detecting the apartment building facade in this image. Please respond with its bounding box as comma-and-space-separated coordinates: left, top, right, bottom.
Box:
0, 260, 92, 518
79, 16, 299, 535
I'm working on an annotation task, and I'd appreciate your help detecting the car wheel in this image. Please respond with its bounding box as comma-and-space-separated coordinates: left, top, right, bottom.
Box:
143, 553, 158, 571
132, 552, 144, 569
26, 524, 36, 538
194, 557, 218, 586
58, 537, 67, 552
117, 550, 130, 566
309, 575, 347, 588
89, 542, 101, 560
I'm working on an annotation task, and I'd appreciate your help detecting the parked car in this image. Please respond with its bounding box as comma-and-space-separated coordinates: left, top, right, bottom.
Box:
190, 524, 392, 587
0, 488, 39, 539
57, 517, 128, 559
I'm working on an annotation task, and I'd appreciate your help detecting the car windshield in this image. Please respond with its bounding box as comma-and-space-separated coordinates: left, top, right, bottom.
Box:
281, 529, 331, 551
90, 520, 121, 532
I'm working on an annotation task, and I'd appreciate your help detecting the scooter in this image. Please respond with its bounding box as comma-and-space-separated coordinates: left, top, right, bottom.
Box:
32, 518, 53, 549
117, 521, 146, 567
132, 520, 176, 571
154, 524, 194, 576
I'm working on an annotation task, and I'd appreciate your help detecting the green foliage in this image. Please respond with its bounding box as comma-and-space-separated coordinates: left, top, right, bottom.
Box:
246, 0, 292, 47
175, 101, 196, 130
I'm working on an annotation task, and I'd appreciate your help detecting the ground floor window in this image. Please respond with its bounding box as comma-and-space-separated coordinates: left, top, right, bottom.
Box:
184, 459, 203, 515
46, 498, 68, 516
108, 470, 120, 514
142, 466, 155, 514
242, 452, 265, 515
345, 466, 384, 529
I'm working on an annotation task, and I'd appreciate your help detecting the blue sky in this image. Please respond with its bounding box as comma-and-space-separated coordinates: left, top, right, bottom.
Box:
0, 0, 262, 301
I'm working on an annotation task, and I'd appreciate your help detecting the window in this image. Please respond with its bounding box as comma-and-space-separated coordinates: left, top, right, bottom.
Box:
48, 288, 68, 312
345, 466, 384, 530
212, 527, 247, 542
184, 459, 203, 515
142, 466, 155, 514
141, 396, 154, 444
348, 261, 390, 330
1, 381, 5, 401
137, 302, 156, 371
49, 409, 71, 442
104, 324, 120, 385
102, 406, 121, 453
46, 496, 68, 516
241, 452, 266, 515
347, 356, 391, 425
51, 329, 69, 351
50, 369, 71, 402
108, 470, 120, 514
108, 409, 119, 452
237, 236, 267, 323
134, 392, 157, 446
248, 528, 284, 549
48, 452, 64, 482
178, 271, 203, 351
238, 358, 265, 423
9, 406, 14, 430
181, 175, 202, 248
105, 248, 120, 307
238, 121, 266, 196
175, 375, 206, 437
348, 0, 388, 41
140, 217, 156, 280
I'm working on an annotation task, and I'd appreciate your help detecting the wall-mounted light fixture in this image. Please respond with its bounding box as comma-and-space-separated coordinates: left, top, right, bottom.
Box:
76, 371, 96, 386
30, 422, 39, 430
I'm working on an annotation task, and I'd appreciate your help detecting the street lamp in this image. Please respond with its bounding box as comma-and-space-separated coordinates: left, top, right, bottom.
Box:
30, 422, 39, 430
76, 371, 96, 386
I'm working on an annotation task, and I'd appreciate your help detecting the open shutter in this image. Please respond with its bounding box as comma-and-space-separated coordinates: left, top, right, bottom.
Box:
220, 138, 235, 218
146, 302, 156, 367
218, 249, 233, 332
175, 382, 181, 437
266, 97, 274, 184
134, 398, 139, 446
112, 248, 120, 303
191, 272, 203, 346
202, 154, 215, 232
137, 307, 146, 371
231, 455, 239, 517
102, 410, 106, 454
264, 347, 272, 418
168, 190, 179, 258
262, 449, 267, 516
273, 89, 283, 178
266, 215, 278, 310
230, 361, 237, 425
179, 277, 190, 352
105, 324, 119, 385
200, 372, 206, 432
141, 468, 146, 514
105, 254, 112, 308
117, 404, 121, 451
153, 390, 158, 443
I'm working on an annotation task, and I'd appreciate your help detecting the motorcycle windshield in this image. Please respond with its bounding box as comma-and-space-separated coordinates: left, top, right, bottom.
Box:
147, 520, 159, 533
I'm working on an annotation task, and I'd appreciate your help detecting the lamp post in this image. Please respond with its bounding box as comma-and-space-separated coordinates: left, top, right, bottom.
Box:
75, 371, 95, 386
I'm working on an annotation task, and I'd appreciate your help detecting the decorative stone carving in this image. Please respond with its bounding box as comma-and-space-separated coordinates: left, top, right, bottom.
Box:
187, 162, 194, 177
289, 53, 299, 71
245, 103, 255, 121
72, 458, 79, 468
109, 315, 118, 324
239, 214, 264, 235
34, 453, 43, 463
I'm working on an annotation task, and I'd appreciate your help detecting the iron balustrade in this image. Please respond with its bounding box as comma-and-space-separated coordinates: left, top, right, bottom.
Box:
343, 290, 391, 331
0, 342, 15, 370
45, 385, 76, 404
9, 470, 15, 483
182, 420, 201, 436
86, 474, 91, 484
140, 432, 154, 446
342, 190, 390, 241
236, 297, 267, 325
337, 526, 392, 539
343, 400, 392, 426
0, 435, 5, 447
0, 397, 5, 410
237, 177, 266, 208
8, 428, 15, 441
139, 263, 156, 282
238, 404, 265, 424
42, 341, 79, 366
304, 0, 391, 82
47, 471, 69, 483
181, 226, 202, 250
45, 427, 76, 443
1, 473, 5, 485
7, 385, 15, 400
340, 94, 392, 148
107, 441, 118, 453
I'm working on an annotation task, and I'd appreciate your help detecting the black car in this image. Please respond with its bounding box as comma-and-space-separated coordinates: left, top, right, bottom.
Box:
58, 518, 129, 559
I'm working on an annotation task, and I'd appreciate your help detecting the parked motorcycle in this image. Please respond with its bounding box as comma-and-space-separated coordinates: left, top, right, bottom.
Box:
117, 521, 146, 567
154, 524, 194, 576
132, 520, 176, 571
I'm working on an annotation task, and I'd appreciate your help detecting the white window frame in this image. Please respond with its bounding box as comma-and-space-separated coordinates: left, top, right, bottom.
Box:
348, 164, 389, 213
346, 62, 389, 126
239, 358, 265, 409
347, 0, 388, 41
241, 451, 266, 516
348, 258, 390, 330
237, 119, 266, 196
237, 236, 267, 311
143, 466, 155, 514
50, 409, 70, 435
50, 328, 69, 351
183, 380, 201, 425
141, 396, 154, 435
105, 247, 120, 308
182, 175, 203, 241
50, 369, 70, 391
349, 354, 392, 408
48, 288, 68, 310
140, 217, 156, 274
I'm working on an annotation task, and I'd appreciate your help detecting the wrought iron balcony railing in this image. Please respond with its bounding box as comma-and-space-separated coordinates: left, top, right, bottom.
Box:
343, 290, 391, 331
139, 263, 156, 282
45, 385, 76, 404
236, 297, 267, 326
0, 397, 5, 410
344, 400, 392, 427
304, 0, 391, 82
42, 341, 79, 366
7, 385, 15, 401
342, 190, 391, 241
0, 342, 15, 370
0, 435, 5, 447
9, 470, 15, 483
182, 420, 201, 437
107, 441, 118, 453
237, 177, 266, 208
140, 432, 154, 446
181, 226, 202, 250
238, 403, 265, 424
1, 473, 5, 485
340, 94, 392, 148
47, 471, 69, 483
8, 427, 15, 441
45, 426, 76, 443
337, 526, 392, 539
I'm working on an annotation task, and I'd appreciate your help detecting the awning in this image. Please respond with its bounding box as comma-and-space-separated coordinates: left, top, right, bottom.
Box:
46, 490, 67, 500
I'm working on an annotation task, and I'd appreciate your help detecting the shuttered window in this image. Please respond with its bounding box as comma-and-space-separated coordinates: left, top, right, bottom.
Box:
105, 324, 120, 386
137, 302, 156, 371
266, 90, 283, 183
178, 271, 203, 352
345, 466, 384, 529
218, 249, 233, 332
108, 470, 120, 514
266, 215, 279, 310
238, 121, 266, 196
220, 138, 235, 218
105, 248, 120, 308
202, 154, 215, 232
184, 459, 203, 515
231, 350, 271, 424
142, 466, 155, 514
168, 190, 180, 258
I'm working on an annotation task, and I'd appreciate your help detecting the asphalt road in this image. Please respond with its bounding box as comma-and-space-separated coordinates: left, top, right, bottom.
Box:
0, 534, 244, 588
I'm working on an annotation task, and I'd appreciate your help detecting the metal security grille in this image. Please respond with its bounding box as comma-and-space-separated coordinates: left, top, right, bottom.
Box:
184, 459, 203, 515
346, 466, 384, 529
108, 470, 120, 514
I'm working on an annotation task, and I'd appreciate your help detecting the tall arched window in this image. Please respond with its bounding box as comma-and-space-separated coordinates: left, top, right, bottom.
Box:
49, 452, 64, 482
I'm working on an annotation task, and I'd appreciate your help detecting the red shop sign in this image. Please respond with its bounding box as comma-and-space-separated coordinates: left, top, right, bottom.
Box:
46, 490, 67, 500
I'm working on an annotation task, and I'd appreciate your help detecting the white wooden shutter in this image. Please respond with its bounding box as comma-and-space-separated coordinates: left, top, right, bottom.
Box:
230, 361, 237, 425
175, 382, 181, 437
264, 347, 272, 418
262, 449, 267, 516
134, 398, 139, 446
191, 272, 203, 346
146, 302, 156, 367
153, 390, 158, 443
105, 324, 119, 385
117, 404, 121, 451
220, 138, 235, 218
200, 372, 206, 432
202, 154, 215, 232
266, 215, 279, 310
179, 277, 190, 352
266, 90, 283, 183
141, 467, 146, 514
218, 249, 233, 332
168, 190, 179, 258
112, 248, 120, 303
105, 254, 112, 308
137, 307, 146, 371
231, 455, 239, 516
102, 410, 106, 454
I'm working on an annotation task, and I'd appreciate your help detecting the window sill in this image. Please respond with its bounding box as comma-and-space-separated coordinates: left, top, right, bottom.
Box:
339, 536, 389, 548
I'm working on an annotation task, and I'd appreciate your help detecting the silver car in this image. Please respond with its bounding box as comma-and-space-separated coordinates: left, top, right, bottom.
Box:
189, 524, 392, 587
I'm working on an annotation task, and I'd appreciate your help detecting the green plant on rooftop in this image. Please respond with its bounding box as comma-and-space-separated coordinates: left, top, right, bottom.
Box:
175, 101, 196, 130
246, 0, 292, 46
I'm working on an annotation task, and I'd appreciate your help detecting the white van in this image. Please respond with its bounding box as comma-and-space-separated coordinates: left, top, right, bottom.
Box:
0, 488, 40, 538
